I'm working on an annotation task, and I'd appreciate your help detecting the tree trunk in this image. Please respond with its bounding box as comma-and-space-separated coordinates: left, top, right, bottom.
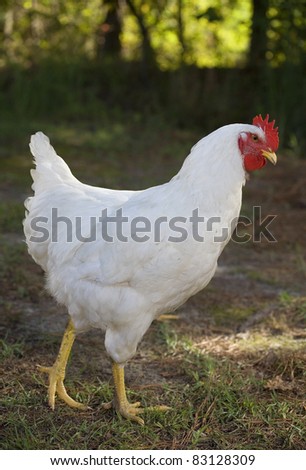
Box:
97, 0, 122, 59
125, 0, 156, 67
248, 0, 269, 69
177, 0, 186, 64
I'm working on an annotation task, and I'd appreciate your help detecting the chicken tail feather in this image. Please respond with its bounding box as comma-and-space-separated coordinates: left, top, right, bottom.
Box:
29, 132, 76, 194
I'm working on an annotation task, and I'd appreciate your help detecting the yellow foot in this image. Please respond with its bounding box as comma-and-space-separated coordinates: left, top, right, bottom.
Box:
110, 362, 170, 425
102, 400, 170, 425
117, 400, 144, 425
37, 364, 87, 411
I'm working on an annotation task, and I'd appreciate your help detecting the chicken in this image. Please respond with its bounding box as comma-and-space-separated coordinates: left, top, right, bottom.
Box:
23, 115, 279, 424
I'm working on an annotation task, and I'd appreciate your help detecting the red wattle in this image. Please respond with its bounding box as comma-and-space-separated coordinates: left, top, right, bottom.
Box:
244, 154, 266, 172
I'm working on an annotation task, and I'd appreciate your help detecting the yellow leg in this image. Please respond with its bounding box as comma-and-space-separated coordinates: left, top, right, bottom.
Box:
38, 319, 87, 410
157, 314, 179, 321
112, 362, 144, 425
106, 362, 170, 425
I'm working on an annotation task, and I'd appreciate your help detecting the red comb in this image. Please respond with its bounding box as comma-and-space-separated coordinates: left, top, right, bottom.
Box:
252, 114, 279, 151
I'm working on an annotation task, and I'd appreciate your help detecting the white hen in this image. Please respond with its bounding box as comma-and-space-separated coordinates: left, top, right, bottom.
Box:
24, 115, 278, 424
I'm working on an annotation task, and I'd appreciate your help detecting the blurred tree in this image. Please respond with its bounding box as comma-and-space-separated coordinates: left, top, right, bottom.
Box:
248, 0, 269, 69
248, 0, 306, 68
267, 0, 306, 65
125, 0, 156, 66
121, 0, 252, 69
0, 0, 304, 69
177, 0, 186, 64
0, 0, 106, 64
96, 0, 122, 59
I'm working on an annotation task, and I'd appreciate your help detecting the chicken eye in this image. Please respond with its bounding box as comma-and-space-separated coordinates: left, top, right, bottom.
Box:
251, 134, 259, 142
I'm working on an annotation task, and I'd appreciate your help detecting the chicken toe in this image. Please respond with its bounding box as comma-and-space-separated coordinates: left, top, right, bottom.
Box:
110, 362, 170, 425
38, 320, 87, 410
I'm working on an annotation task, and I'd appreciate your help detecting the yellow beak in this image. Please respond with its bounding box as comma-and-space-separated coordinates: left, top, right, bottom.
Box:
262, 148, 277, 165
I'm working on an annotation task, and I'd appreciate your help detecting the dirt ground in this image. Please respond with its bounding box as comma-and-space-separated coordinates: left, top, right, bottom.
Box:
0, 125, 305, 449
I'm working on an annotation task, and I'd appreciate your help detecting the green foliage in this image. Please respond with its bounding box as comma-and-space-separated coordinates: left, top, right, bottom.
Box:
1, 59, 305, 153
267, 0, 306, 65
1, 0, 305, 69
0, 0, 106, 65
121, 0, 252, 69
0, 1, 305, 151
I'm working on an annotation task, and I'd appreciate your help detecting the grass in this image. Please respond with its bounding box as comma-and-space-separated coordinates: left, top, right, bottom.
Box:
0, 338, 24, 360
0, 202, 25, 234
0, 116, 306, 450
1, 328, 305, 450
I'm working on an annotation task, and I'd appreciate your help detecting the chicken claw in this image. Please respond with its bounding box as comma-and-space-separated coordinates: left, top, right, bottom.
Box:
38, 363, 87, 410
38, 320, 87, 410
116, 400, 144, 425
109, 362, 170, 425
